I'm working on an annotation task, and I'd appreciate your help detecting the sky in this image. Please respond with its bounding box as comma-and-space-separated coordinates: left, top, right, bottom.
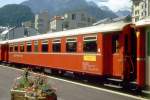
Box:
0, 0, 132, 12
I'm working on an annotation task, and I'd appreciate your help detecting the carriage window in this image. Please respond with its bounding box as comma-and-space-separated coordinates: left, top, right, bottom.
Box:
34, 41, 38, 52
27, 42, 32, 52
20, 43, 24, 52
112, 34, 119, 53
52, 39, 61, 52
14, 45, 18, 52
83, 36, 97, 52
9, 46, 13, 52
42, 40, 48, 52
66, 38, 77, 52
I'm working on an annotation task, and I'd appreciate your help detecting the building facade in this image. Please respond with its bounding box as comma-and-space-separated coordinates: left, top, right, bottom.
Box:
35, 11, 49, 33
132, 0, 150, 22
0, 27, 38, 41
63, 11, 96, 30
50, 16, 64, 32
49, 11, 96, 32
22, 21, 34, 28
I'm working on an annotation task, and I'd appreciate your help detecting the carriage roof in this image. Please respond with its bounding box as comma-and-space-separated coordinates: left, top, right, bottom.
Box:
0, 21, 130, 44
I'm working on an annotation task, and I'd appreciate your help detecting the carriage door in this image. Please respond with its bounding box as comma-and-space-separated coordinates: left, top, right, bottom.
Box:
1, 44, 9, 62
124, 28, 137, 81
1, 45, 5, 61
112, 33, 124, 79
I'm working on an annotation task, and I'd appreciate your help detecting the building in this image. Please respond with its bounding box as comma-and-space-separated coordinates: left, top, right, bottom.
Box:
49, 11, 96, 32
92, 16, 131, 26
35, 11, 49, 33
22, 21, 34, 28
50, 16, 64, 32
0, 27, 38, 41
132, 0, 150, 22
0, 27, 8, 33
63, 11, 96, 30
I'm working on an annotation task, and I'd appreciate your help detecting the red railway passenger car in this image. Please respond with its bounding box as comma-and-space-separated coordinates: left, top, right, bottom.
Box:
0, 21, 144, 90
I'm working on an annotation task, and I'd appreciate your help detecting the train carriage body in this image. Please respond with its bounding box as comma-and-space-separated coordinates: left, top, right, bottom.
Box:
0, 42, 9, 62
0, 21, 146, 90
7, 22, 134, 77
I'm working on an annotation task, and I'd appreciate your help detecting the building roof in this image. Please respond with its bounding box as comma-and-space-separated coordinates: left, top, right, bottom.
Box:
1, 28, 13, 35
0, 21, 130, 44
93, 16, 129, 26
51, 16, 64, 21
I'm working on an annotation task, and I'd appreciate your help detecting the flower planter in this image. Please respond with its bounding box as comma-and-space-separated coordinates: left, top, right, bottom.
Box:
11, 89, 26, 100
11, 69, 57, 100
25, 95, 56, 100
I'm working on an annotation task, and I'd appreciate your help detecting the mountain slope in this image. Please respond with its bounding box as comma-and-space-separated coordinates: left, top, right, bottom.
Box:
116, 10, 131, 17
0, 4, 34, 27
21, 0, 117, 20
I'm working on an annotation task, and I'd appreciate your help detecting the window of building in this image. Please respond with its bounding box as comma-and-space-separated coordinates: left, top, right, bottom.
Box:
112, 34, 119, 54
20, 42, 24, 52
148, 32, 150, 56
81, 13, 86, 21
63, 22, 69, 29
135, 17, 139, 22
72, 14, 76, 20
135, 2, 139, 7
83, 35, 97, 53
142, 5, 144, 9
52, 39, 61, 52
42, 40, 48, 52
135, 10, 139, 15
88, 18, 91, 22
66, 38, 77, 52
27, 42, 32, 52
24, 28, 28, 37
34, 40, 38, 52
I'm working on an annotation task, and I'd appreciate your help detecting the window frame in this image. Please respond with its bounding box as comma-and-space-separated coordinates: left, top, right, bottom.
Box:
34, 40, 39, 52
26, 41, 32, 52
42, 39, 49, 52
83, 35, 97, 53
9, 44, 14, 52
20, 42, 24, 52
52, 39, 61, 52
14, 43, 18, 52
112, 34, 119, 54
66, 37, 77, 52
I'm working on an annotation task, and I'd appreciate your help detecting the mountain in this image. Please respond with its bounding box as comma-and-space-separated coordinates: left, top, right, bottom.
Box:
0, 4, 34, 27
100, 6, 110, 11
21, 0, 117, 20
116, 10, 131, 17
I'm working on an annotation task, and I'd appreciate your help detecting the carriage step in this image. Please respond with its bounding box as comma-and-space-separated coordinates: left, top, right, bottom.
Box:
142, 90, 150, 94
142, 89, 150, 98
104, 84, 122, 89
107, 78, 123, 82
129, 81, 137, 84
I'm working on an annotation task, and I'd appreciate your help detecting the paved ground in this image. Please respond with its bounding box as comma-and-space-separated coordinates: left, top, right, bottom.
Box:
0, 65, 148, 100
